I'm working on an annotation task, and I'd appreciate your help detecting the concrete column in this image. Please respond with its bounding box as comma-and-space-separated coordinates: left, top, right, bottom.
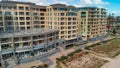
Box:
45, 34, 48, 52
0, 38, 2, 58
31, 35, 33, 51
0, 38, 5, 68
62, 40, 66, 50
12, 33, 16, 61
31, 35, 34, 56
12, 33, 18, 65
54, 32, 57, 48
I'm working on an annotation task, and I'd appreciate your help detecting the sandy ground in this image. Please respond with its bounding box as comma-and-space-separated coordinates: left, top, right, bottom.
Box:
101, 54, 120, 68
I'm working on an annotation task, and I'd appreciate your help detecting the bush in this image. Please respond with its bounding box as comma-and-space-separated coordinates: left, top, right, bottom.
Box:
67, 52, 74, 57
67, 49, 81, 57
56, 58, 60, 61
112, 51, 120, 58
73, 43, 78, 46
60, 56, 68, 61
74, 49, 81, 53
56, 60, 62, 68
85, 46, 90, 50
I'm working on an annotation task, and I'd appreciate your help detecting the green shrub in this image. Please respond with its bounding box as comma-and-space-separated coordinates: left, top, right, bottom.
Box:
60, 56, 68, 61
67, 52, 74, 57
56, 60, 62, 68
112, 51, 120, 58
74, 49, 81, 53
56, 58, 60, 61
67, 49, 81, 57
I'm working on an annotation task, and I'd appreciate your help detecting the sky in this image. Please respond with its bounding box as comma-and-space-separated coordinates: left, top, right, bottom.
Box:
1, 0, 120, 16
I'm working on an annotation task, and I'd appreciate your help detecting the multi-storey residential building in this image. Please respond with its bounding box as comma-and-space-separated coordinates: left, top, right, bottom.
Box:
77, 7, 107, 40
0, 1, 64, 68
0, 0, 107, 68
0, 28, 61, 59
0, 28, 64, 67
46, 4, 81, 46
0, 1, 46, 33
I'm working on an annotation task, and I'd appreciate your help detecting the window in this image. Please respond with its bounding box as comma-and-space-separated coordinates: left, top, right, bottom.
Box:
0, 22, 3, 26
19, 6, 24, 10
61, 13, 64, 16
27, 22, 30, 25
0, 11, 2, 15
14, 12, 17, 15
26, 12, 30, 15
20, 22, 25, 25
8, 6, 12, 10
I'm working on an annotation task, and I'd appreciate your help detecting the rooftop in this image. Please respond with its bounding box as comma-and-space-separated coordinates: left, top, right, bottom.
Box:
50, 4, 67, 8
0, 1, 46, 9
0, 28, 58, 38
78, 7, 106, 10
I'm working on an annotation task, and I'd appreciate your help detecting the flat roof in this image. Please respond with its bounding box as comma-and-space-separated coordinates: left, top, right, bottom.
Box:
0, 1, 46, 9
0, 1, 35, 5
50, 4, 67, 8
0, 28, 58, 38
78, 7, 106, 10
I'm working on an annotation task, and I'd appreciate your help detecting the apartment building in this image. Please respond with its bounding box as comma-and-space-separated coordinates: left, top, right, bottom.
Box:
77, 7, 107, 40
0, 1, 64, 67
0, 0, 107, 67
46, 4, 81, 46
0, 1, 46, 33
0, 1, 107, 45
0, 28, 62, 60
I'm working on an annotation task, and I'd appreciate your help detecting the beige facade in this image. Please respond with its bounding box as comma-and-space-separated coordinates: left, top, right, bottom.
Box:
0, 1, 107, 68
0, 28, 61, 59
0, 2, 107, 41
46, 4, 80, 46
0, 1, 46, 32
77, 7, 107, 40
0, 2, 64, 66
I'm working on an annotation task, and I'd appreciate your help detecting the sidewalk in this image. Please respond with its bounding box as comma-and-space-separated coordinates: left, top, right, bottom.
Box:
101, 54, 120, 68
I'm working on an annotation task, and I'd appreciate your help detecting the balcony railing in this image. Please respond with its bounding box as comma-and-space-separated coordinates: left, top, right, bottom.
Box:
1, 39, 62, 54
19, 48, 59, 64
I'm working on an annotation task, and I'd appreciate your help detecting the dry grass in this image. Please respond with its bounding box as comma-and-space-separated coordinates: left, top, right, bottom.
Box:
90, 38, 120, 57
59, 52, 107, 68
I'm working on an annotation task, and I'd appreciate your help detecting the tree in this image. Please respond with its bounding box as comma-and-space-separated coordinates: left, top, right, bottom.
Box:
113, 29, 116, 34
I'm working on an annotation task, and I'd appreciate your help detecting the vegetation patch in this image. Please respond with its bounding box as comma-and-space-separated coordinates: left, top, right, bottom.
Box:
89, 38, 120, 57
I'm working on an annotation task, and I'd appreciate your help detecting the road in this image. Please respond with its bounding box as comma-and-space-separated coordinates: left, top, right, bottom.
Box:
101, 54, 120, 68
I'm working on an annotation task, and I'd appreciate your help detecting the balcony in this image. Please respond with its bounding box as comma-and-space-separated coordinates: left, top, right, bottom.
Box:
1, 39, 10, 43
0, 17, 3, 21
19, 17, 25, 20
22, 37, 31, 41
81, 14, 86, 17
25, 7, 30, 11
40, 13, 44, 16
19, 12, 24, 15
33, 13, 38, 16
40, 17, 44, 20
34, 43, 45, 49
0, 12, 2, 15
5, 22, 14, 27
19, 48, 59, 64
33, 17, 39, 20
4, 12, 12, 16
26, 12, 30, 16
0, 23, 3, 26
19, 7, 24, 10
